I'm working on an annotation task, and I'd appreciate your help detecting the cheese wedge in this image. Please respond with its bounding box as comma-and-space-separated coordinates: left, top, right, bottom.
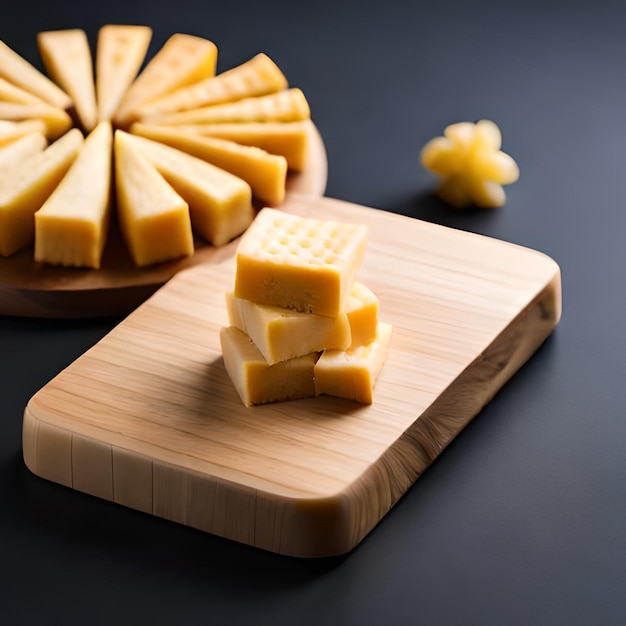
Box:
175, 121, 309, 171
0, 102, 73, 140
0, 120, 48, 147
131, 123, 287, 205
145, 88, 310, 126
37, 29, 97, 132
34, 122, 113, 268
114, 130, 194, 267
345, 282, 379, 348
220, 326, 318, 407
0, 77, 46, 105
225, 291, 351, 364
135, 53, 288, 119
96, 24, 152, 122
0, 132, 47, 176
314, 322, 393, 405
0, 128, 83, 257
113, 33, 218, 129
118, 131, 252, 246
234, 207, 368, 317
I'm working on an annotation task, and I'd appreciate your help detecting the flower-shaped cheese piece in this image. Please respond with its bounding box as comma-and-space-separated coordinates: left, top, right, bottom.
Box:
421, 120, 519, 208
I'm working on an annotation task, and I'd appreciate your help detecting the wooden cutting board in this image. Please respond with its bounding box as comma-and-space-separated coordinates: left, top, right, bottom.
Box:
22, 195, 561, 557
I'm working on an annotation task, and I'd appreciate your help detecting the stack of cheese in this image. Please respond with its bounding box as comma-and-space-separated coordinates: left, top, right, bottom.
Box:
220, 207, 393, 407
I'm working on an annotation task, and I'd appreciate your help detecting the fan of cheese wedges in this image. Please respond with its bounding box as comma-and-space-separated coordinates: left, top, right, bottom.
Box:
0, 26, 313, 268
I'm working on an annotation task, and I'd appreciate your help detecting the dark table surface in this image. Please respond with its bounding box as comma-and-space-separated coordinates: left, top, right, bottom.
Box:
2, 1, 625, 624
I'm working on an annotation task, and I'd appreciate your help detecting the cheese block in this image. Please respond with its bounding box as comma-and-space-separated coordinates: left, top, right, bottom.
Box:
0, 132, 47, 176
314, 322, 393, 404
96, 24, 152, 122
37, 29, 97, 132
0, 102, 73, 140
113, 33, 218, 129
0, 128, 83, 257
135, 53, 288, 119
145, 88, 310, 126
220, 326, 318, 407
345, 282, 379, 348
130, 123, 287, 205
0, 39, 72, 110
118, 131, 252, 246
175, 121, 309, 171
0, 76, 47, 105
225, 291, 351, 364
234, 207, 368, 317
114, 130, 194, 267
34, 122, 113, 269
0, 120, 48, 147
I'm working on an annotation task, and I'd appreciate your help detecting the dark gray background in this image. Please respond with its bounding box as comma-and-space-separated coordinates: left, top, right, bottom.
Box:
1, 1, 625, 624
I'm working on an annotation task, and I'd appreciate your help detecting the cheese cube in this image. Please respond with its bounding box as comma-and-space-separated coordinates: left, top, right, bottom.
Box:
220, 326, 318, 407
314, 323, 392, 405
345, 282, 379, 348
234, 208, 368, 317
35, 122, 113, 269
225, 291, 351, 364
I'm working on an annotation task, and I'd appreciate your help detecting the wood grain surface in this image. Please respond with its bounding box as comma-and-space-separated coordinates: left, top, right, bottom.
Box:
22, 196, 561, 557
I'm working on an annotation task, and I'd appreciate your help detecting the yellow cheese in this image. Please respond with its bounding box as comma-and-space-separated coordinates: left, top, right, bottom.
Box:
0, 128, 83, 257
220, 326, 318, 407
113, 33, 218, 129
175, 121, 309, 171
0, 76, 46, 105
117, 131, 253, 246
0, 132, 47, 175
234, 207, 368, 317
225, 291, 351, 364
34, 122, 113, 268
345, 282, 379, 348
0, 120, 48, 148
314, 322, 393, 404
114, 130, 194, 267
37, 29, 97, 132
0, 39, 72, 110
130, 123, 287, 205
145, 88, 310, 126
0, 102, 72, 140
135, 53, 288, 119
96, 24, 152, 122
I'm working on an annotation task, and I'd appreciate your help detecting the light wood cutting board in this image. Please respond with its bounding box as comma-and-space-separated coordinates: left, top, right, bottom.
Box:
22, 195, 561, 557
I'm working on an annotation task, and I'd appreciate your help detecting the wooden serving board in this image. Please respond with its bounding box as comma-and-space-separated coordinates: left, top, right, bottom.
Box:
0, 121, 327, 318
22, 196, 561, 557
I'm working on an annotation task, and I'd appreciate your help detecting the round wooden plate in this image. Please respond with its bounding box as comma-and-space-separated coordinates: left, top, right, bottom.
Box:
0, 121, 328, 318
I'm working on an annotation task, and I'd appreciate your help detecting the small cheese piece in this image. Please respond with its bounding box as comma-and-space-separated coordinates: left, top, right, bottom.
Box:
175, 120, 309, 171
345, 282, 379, 348
37, 29, 97, 132
0, 128, 83, 257
118, 131, 253, 246
234, 207, 368, 317
0, 132, 47, 176
131, 123, 287, 205
0, 76, 46, 105
225, 291, 351, 364
135, 53, 288, 119
314, 322, 393, 405
146, 88, 310, 126
220, 326, 318, 407
35, 122, 113, 268
96, 24, 152, 122
114, 130, 194, 267
0, 120, 48, 148
0, 102, 73, 140
113, 33, 218, 129
0, 39, 72, 110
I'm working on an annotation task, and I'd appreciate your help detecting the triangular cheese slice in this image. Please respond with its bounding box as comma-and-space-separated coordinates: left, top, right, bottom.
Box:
176, 120, 309, 171
0, 101, 73, 140
0, 39, 72, 110
0, 128, 83, 257
0, 120, 48, 148
117, 130, 253, 246
147, 88, 310, 126
96, 24, 152, 122
0, 77, 47, 105
135, 53, 288, 120
34, 122, 113, 269
0, 132, 47, 176
131, 122, 288, 205
114, 130, 194, 267
113, 33, 218, 129
37, 29, 97, 132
